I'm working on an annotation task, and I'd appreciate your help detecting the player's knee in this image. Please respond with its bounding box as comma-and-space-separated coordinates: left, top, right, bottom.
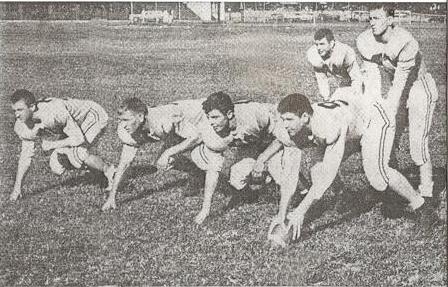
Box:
409, 147, 428, 166
49, 148, 87, 175
364, 163, 388, 192
229, 158, 256, 190
73, 147, 89, 166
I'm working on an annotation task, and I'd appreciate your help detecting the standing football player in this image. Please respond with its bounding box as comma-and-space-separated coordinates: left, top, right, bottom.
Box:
356, 4, 439, 200
307, 28, 363, 101
10, 89, 115, 201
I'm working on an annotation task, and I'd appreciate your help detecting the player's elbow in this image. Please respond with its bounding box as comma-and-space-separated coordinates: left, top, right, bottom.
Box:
68, 136, 85, 147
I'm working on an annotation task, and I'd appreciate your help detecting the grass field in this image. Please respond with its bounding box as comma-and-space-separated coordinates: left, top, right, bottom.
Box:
0, 21, 446, 286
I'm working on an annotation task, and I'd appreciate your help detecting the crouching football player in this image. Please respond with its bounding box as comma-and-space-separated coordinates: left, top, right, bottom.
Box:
101, 96, 233, 226
198, 91, 300, 219
268, 88, 439, 246
10, 89, 115, 201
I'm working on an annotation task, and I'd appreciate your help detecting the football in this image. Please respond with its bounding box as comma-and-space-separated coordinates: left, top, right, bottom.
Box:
268, 220, 294, 248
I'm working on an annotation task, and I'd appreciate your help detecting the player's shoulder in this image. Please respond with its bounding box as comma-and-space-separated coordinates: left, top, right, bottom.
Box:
356, 29, 374, 50
391, 26, 416, 47
117, 122, 138, 146
14, 121, 40, 140
335, 41, 356, 56
356, 28, 373, 44
306, 45, 323, 67
311, 103, 345, 142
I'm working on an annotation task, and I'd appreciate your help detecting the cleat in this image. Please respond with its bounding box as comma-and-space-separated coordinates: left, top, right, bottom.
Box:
414, 199, 440, 234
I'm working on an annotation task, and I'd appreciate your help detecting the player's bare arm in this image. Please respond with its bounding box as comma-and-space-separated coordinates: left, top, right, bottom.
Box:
194, 169, 220, 224
345, 48, 363, 96
11, 140, 35, 201
156, 132, 202, 170
387, 40, 418, 111
41, 116, 85, 151
288, 124, 347, 241
271, 146, 302, 230
315, 70, 331, 101
102, 144, 138, 211
252, 139, 284, 178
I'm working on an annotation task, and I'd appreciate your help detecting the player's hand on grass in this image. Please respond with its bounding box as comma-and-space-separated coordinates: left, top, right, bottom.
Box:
41, 139, 54, 151
101, 199, 116, 211
267, 214, 286, 238
194, 209, 209, 225
287, 210, 304, 241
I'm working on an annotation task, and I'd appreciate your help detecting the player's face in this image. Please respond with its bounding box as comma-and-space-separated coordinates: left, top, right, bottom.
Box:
314, 37, 333, 58
119, 109, 144, 135
207, 109, 230, 134
369, 9, 391, 36
280, 112, 307, 137
11, 100, 34, 123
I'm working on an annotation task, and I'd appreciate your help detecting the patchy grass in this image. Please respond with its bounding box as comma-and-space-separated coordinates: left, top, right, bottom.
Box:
0, 21, 446, 286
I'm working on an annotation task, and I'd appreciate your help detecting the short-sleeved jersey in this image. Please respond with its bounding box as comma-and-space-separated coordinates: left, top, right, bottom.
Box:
357, 27, 426, 84
307, 41, 361, 83
232, 101, 279, 144
118, 98, 206, 147
194, 100, 293, 152
14, 97, 106, 142
306, 87, 371, 146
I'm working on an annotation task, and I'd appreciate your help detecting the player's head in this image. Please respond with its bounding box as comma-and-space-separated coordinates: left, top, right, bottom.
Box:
369, 4, 395, 36
202, 91, 234, 134
277, 93, 313, 137
314, 28, 335, 58
10, 89, 37, 123
118, 97, 148, 135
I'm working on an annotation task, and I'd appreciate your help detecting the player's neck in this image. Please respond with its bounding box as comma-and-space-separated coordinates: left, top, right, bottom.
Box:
228, 117, 237, 131
376, 26, 394, 43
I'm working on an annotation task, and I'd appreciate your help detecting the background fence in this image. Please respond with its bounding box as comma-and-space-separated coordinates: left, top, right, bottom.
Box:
0, 2, 445, 24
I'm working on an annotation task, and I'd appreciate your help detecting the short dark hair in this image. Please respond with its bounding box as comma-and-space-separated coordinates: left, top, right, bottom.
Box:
10, 89, 36, 106
277, 93, 313, 117
120, 97, 148, 116
314, 28, 334, 42
369, 3, 395, 17
202, 91, 234, 115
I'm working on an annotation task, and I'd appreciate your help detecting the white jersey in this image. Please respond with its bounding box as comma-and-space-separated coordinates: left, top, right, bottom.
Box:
307, 40, 361, 83
14, 97, 108, 143
304, 87, 371, 147
118, 98, 206, 147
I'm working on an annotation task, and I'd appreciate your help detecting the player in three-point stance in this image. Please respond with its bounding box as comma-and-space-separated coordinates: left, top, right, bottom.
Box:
101, 96, 232, 226
267, 88, 439, 246
196, 92, 292, 223
307, 28, 363, 101
356, 4, 439, 202
10, 89, 115, 201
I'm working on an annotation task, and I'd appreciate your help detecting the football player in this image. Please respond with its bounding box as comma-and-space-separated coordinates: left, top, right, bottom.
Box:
101, 96, 232, 225
195, 92, 291, 224
268, 88, 438, 245
10, 89, 115, 201
356, 4, 439, 200
307, 28, 363, 101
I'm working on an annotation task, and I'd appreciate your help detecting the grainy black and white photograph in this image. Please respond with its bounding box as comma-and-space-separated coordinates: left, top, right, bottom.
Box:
0, 1, 446, 285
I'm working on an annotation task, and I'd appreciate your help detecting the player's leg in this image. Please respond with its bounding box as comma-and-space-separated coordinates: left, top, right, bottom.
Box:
362, 104, 423, 208
362, 103, 437, 229
226, 157, 260, 210
407, 74, 439, 198
79, 104, 115, 188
